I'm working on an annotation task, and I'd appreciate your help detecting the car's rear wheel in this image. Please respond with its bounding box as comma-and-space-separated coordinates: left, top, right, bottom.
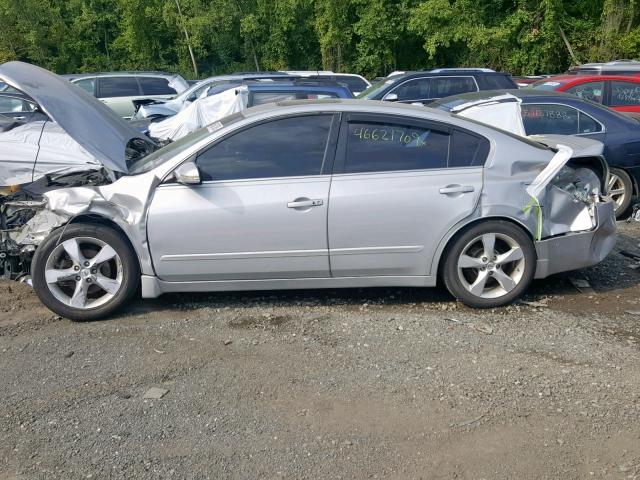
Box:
443, 221, 536, 308
608, 168, 633, 219
32, 223, 139, 321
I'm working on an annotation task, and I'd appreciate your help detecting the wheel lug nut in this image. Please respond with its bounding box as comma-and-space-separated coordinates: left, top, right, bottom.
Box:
86, 278, 92, 283
488, 271, 494, 276
74, 266, 80, 271
83, 261, 90, 267
75, 276, 81, 281
91, 268, 97, 274
482, 257, 488, 262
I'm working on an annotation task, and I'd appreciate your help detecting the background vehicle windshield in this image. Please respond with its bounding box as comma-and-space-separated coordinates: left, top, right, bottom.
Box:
529, 80, 567, 90
357, 79, 395, 99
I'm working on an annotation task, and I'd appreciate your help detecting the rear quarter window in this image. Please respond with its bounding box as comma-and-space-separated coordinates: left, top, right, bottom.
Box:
98, 77, 141, 98
477, 75, 518, 90
139, 77, 178, 96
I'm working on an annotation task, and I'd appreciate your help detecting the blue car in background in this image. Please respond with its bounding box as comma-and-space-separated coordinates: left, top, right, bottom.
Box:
431, 89, 640, 218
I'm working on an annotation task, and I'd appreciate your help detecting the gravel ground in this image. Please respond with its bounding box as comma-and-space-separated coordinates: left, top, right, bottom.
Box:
1, 222, 640, 479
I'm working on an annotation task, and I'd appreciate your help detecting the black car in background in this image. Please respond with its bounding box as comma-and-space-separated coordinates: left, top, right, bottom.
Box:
358, 68, 518, 104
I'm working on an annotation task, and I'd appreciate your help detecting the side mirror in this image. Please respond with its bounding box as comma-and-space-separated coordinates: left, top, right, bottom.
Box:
384, 93, 399, 102
174, 161, 201, 185
186, 94, 196, 102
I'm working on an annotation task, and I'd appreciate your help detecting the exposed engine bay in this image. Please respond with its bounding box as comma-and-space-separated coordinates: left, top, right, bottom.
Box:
0, 170, 111, 280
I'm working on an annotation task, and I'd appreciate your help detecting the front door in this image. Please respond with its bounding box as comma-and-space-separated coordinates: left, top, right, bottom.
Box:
328, 114, 487, 277
147, 114, 338, 282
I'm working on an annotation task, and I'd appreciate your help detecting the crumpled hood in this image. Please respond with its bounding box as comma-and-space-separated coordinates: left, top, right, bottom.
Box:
0, 61, 153, 173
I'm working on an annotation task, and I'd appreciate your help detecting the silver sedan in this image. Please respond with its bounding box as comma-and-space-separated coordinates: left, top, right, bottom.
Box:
23, 100, 616, 321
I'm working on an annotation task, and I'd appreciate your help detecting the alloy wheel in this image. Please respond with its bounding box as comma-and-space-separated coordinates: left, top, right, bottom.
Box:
44, 237, 123, 309
608, 173, 628, 210
457, 232, 526, 299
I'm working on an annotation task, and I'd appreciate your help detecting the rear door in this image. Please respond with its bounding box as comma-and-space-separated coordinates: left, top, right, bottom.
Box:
328, 114, 488, 277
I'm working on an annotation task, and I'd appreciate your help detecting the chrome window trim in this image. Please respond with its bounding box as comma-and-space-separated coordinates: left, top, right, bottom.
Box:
383, 76, 480, 102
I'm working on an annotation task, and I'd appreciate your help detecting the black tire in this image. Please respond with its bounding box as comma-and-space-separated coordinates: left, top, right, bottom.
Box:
32, 223, 140, 321
609, 168, 633, 219
442, 220, 536, 308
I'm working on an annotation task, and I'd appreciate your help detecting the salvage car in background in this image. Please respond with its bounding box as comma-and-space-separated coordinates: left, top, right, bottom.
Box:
568, 60, 640, 76
0, 63, 156, 189
146, 79, 354, 141
431, 90, 640, 217
62, 71, 189, 119
358, 68, 518, 104
0, 65, 615, 320
133, 72, 294, 121
529, 75, 640, 113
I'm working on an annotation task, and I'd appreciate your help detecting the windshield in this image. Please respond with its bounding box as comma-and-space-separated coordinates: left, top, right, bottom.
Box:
528, 80, 566, 91
128, 112, 245, 174
357, 78, 396, 99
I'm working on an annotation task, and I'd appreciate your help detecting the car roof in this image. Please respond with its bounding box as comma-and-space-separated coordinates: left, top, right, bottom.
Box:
245, 80, 350, 91
62, 71, 182, 79
391, 69, 512, 79
536, 74, 640, 84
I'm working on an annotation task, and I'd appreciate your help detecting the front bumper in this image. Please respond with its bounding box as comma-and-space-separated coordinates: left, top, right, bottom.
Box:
534, 200, 617, 279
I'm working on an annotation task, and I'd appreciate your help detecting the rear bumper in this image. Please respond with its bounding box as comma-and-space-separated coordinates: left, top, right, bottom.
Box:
534, 200, 617, 279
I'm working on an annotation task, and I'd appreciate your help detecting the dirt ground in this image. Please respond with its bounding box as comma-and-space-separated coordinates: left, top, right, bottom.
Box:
1, 223, 640, 480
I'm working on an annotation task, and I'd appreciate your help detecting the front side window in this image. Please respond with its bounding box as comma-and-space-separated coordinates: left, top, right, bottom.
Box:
430, 77, 477, 98
98, 77, 141, 98
196, 115, 332, 181
610, 81, 640, 106
139, 77, 177, 95
344, 121, 450, 173
0, 97, 35, 114
74, 78, 95, 95
566, 81, 604, 103
388, 78, 431, 101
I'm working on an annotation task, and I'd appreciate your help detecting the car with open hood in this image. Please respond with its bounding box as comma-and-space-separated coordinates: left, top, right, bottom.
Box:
430, 89, 640, 218
0, 61, 157, 188
2, 97, 616, 321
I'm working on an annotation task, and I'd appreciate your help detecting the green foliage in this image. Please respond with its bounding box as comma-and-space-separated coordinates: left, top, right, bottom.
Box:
1, 0, 639, 78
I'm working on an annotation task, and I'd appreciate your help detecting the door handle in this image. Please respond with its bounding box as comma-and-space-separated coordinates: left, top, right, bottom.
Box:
439, 185, 475, 195
287, 198, 324, 208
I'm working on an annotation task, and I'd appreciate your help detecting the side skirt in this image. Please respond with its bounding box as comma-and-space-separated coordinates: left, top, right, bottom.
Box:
140, 275, 435, 299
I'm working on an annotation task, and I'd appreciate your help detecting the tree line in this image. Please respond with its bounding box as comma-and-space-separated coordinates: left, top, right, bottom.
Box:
0, 0, 638, 79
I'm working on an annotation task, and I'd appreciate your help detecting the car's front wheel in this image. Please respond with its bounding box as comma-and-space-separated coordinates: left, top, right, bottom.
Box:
442, 220, 536, 308
32, 223, 140, 321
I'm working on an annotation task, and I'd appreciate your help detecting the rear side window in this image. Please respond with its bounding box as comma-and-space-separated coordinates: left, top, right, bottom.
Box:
74, 78, 95, 95
344, 121, 449, 173
388, 78, 431, 101
521, 104, 602, 135
449, 130, 490, 167
333, 75, 369, 93
430, 77, 477, 98
139, 77, 177, 95
566, 81, 604, 103
98, 77, 141, 98
477, 75, 518, 89
610, 81, 640, 106
196, 115, 332, 181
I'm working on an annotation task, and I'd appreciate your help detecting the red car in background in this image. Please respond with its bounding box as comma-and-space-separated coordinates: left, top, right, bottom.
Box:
529, 75, 640, 113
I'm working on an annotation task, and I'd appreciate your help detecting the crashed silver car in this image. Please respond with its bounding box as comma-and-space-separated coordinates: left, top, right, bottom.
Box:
2, 91, 617, 320
0, 61, 156, 187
